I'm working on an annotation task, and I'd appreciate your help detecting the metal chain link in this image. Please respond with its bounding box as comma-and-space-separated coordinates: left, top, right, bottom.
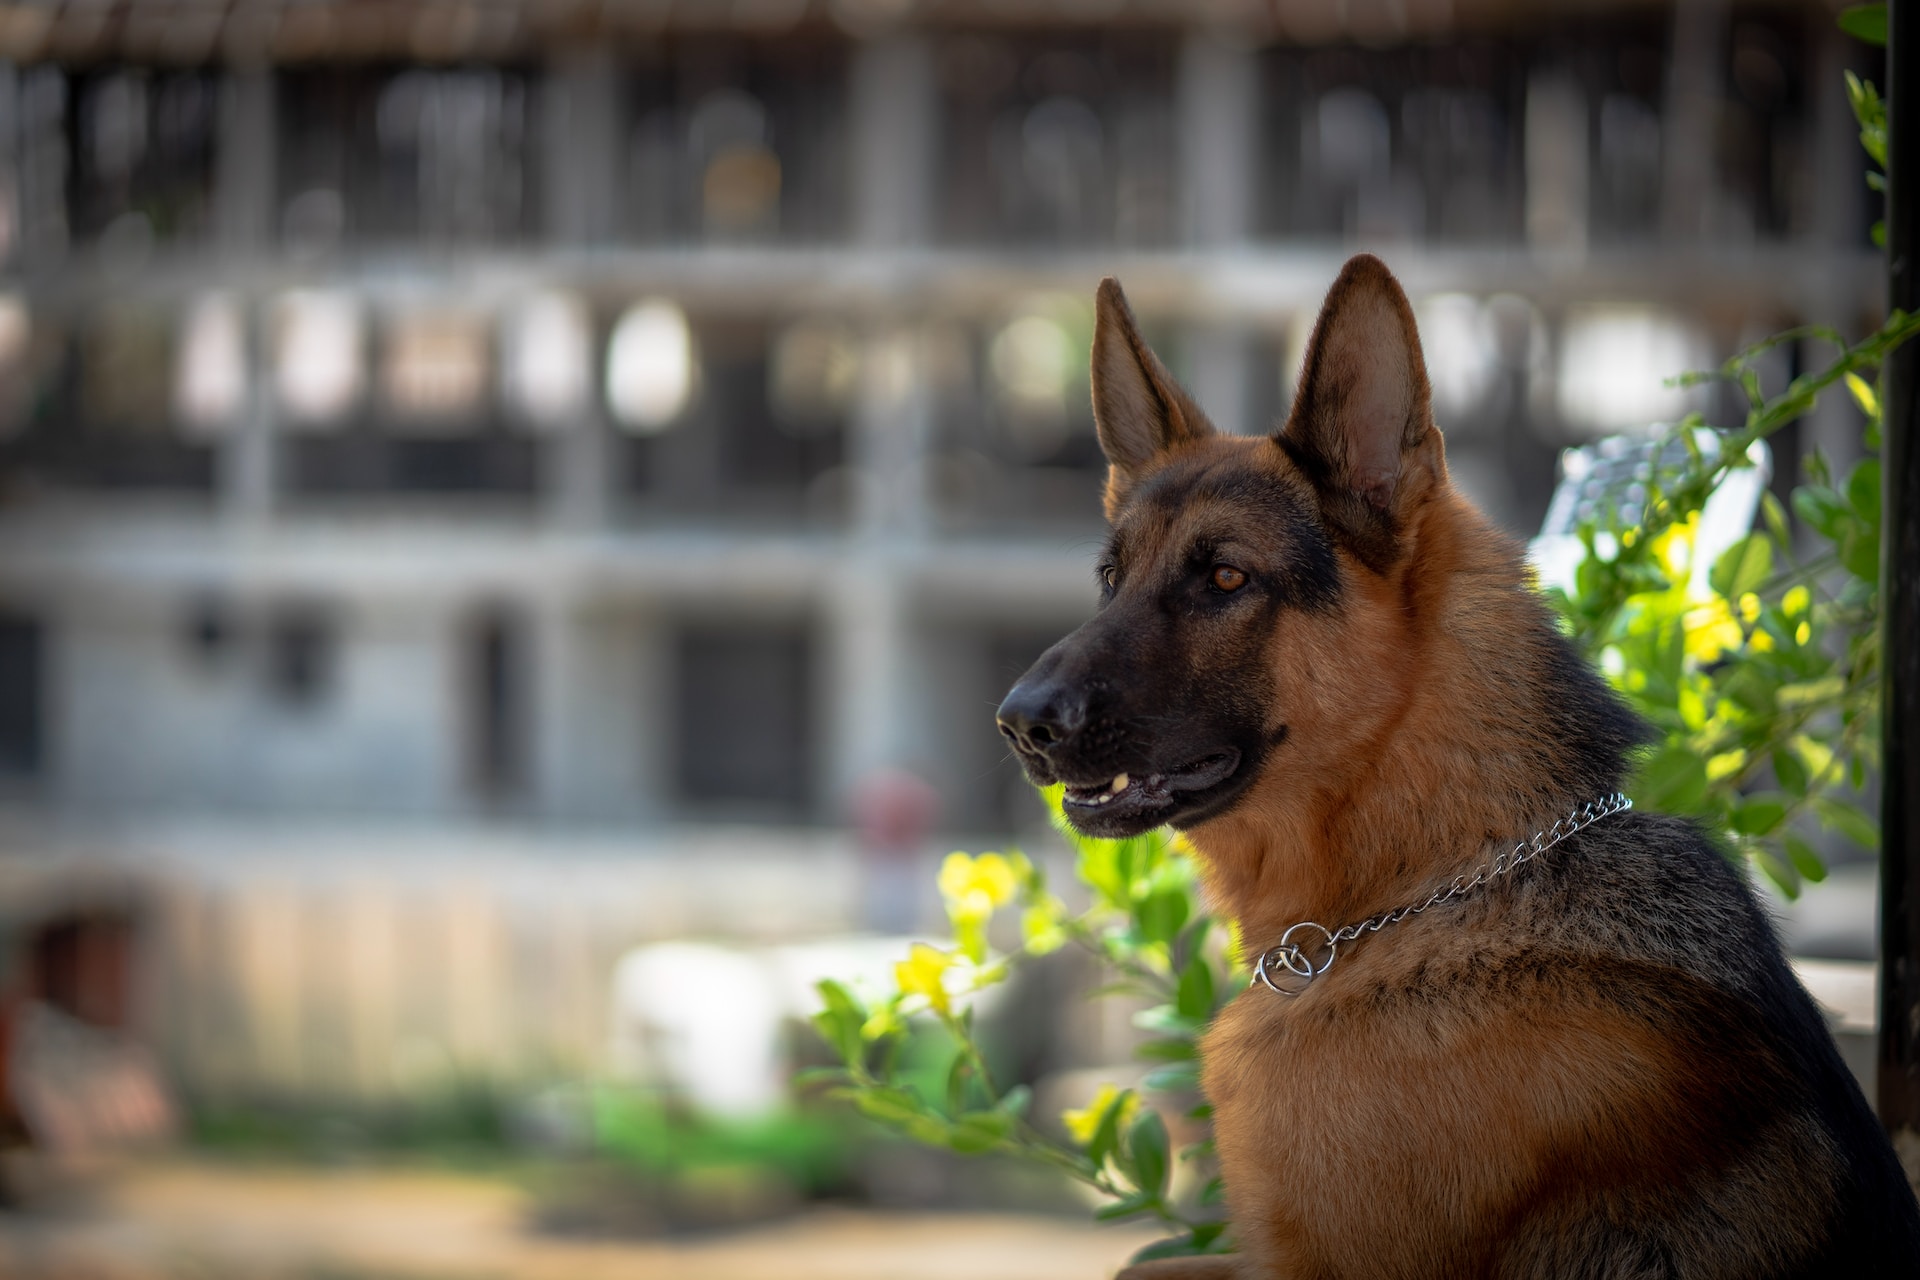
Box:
1250, 791, 1633, 996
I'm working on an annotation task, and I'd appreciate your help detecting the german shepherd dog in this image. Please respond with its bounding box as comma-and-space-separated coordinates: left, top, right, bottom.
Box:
995, 255, 1920, 1278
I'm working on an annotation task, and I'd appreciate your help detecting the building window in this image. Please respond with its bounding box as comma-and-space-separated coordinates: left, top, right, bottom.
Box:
462, 607, 527, 802
935, 33, 1176, 246
0, 611, 44, 776
278, 67, 532, 248
620, 316, 845, 523
674, 621, 812, 816
623, 37, 848, 245
264, 605, 336, 711
71, 69, 217, 246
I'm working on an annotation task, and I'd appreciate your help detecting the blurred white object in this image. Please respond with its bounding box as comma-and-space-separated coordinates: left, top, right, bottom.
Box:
1529, 430, 1771, 598
502, 290, 592, 429
608, 937, 949, 1119
273, 289, 365, 426
606, 299, 693, 432
1556, 306, 1708, 435
174, 292, 247, 436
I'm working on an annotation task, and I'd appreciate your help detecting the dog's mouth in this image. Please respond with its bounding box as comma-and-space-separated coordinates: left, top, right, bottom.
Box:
1059, 749, 1242, 835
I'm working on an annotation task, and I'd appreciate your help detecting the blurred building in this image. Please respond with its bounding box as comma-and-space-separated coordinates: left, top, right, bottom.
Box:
0, 0, 1886, 1105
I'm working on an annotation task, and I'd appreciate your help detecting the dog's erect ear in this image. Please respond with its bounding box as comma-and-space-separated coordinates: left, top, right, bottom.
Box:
1277, 253, 1443, 572
1091, 277, 1214, 513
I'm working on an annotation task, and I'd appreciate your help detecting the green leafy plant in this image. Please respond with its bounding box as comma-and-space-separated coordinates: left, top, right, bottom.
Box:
1545, 310, 1916, 895
809, 801, 1237, 1261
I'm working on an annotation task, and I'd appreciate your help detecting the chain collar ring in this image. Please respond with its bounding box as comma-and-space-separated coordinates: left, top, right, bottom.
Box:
1249, 792, 1633, 997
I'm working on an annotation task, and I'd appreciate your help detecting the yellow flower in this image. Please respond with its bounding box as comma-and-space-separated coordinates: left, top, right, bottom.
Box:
939, 851, 1020, 913
1655, 519, 1695, 578
1062, 1083, 1138, 1146
895, 943, 954, 1015
1782, 585, 1811, 619
1683, 597, 1743, 663
1022, 903, 1066, 955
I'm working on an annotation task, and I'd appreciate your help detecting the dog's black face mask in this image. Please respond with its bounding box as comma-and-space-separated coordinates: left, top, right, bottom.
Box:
996, 451, 1338, 838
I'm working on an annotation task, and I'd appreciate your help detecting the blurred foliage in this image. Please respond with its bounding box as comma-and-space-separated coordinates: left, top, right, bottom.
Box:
187, 1084, 512, 1165
820, 47, 1908, 1260
590, 1085, 854, 1198
1546, 311, 1916, 897
810, 796, 1237, 1261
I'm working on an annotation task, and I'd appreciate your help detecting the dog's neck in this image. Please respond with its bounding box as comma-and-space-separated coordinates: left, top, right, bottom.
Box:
1186, 494, 1640, 949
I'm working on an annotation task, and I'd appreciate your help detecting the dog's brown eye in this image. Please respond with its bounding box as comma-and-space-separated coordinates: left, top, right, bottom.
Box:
1211, 565, 1247, 592
1101, 566, 1118, 590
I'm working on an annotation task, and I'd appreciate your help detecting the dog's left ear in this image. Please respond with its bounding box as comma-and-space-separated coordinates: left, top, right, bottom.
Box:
1277, 253, 1444, 572
1091, 277, 1214, 515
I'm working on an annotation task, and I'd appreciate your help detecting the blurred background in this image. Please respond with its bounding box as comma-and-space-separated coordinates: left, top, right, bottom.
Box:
0, 0, 1887, 1275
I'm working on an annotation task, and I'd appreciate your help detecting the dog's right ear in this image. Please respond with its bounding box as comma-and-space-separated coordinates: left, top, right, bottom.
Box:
1091, 277, 1214, 515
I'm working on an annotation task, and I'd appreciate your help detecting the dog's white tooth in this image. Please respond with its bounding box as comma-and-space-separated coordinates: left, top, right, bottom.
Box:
1110, 773, 1129, 793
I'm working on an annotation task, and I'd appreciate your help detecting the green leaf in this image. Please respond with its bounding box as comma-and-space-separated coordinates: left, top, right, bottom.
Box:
1190, 1221, 1229, 1252
1634, 744, 1709, 814
849, 1085, 929, 1127
1136, 1037, 1197, 1062
998, 1084, 1032, 1118
1839, 528, 1879, 583
1777, 676, 1846, 709
1086, 1089, 1131, 1166
945, 1049, 972, 1115
1771, 747, 1810, 798
1134, 1005, 1204, 1037
1126, 1107, 1171, 1198
1793, 485, 1850, 540
1814, 797, 1881, 851
1143, 1063, 1201, 1093
812, 979, 867, 1064
1136, 887, 1190, 946
948, 1109, 1014, 1154
1784, 833, 1828, 883
1709, 533, 1773, 599
1760, 491, 1793, 548
1094, 1193, 1155, 1222
1847, 459, 1883, 528
1176, 953, 1216, 1021
1130, 1231, 1212, 1263
1755, 846, 1800, 899
1840, 4, 1887, 46
1730, 794, 1788, 837
1200, 1174, 1227, 1206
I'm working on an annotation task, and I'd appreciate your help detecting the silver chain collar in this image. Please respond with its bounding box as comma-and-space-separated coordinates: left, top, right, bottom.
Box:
1250, 791, 1633, 996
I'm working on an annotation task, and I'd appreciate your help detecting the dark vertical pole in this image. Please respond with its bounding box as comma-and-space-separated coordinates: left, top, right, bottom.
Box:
1882, 0, 1920, 1152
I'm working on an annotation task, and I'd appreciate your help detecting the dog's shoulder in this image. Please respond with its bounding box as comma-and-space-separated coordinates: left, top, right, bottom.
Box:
1506, 810, 1777, 990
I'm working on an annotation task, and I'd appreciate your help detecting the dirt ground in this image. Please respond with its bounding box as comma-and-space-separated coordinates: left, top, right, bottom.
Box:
0, 1160, 1162, 1280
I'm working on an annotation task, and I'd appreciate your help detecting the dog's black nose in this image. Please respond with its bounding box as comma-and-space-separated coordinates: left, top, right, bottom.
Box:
996, 678, 1085, 757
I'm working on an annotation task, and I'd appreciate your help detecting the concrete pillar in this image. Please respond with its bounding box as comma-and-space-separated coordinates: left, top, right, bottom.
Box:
1803, 22, 1871, 474
1177, 30, 1258, 249
224, 304, 278, 525
850, 34, 935, 248
215, 70, 278, 524
213, 69, 275, 250
1526, 70, 1590, 255
1660, 0, 1729, 243
1177, 31, 1258, 433
540, 51, 622, 245
821, 565, 913, 817
538, 55, 621, 526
